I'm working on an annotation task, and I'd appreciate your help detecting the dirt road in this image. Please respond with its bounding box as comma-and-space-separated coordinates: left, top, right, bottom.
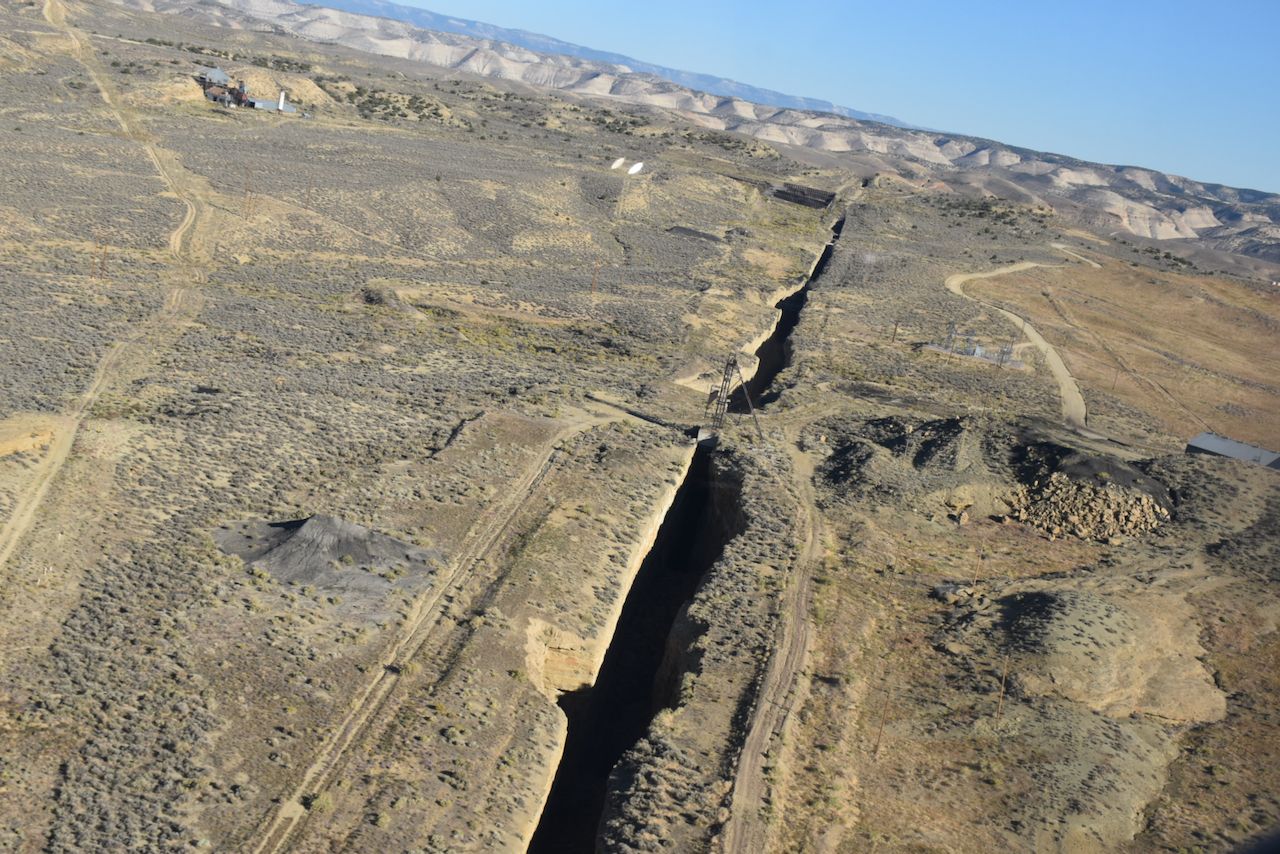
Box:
945, 261, 1088, 429
1050, 242, 1101, 269
719, 425, 824, 853
0, 0, 207, 576
719, 217, 848, 851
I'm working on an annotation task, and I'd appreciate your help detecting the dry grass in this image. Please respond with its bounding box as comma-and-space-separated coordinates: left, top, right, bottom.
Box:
970, 255, 1280, 448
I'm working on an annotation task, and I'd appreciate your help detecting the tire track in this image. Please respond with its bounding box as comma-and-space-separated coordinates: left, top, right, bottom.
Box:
1040, 289, 1213, 434
719, 426, 822, 854
249, 415, 610, 854
945, 259, 1088, 429
0, 0, 206, 575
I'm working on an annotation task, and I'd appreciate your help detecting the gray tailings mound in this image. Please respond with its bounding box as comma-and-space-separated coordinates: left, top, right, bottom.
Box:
214, 514, 441, 620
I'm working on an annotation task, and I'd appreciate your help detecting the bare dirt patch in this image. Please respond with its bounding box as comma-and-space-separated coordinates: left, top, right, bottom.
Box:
967, 257, 1280, 448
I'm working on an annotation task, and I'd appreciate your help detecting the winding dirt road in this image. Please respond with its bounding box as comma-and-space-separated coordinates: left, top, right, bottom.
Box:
945, 260, 1088, 429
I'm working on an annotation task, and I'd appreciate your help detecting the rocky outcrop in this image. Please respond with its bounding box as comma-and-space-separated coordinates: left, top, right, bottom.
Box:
1006, 471, 1169, 541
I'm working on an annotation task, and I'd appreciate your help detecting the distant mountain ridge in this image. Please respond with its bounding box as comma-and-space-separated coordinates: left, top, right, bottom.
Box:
111, 0, 1280, 268
306, 0, 912, 128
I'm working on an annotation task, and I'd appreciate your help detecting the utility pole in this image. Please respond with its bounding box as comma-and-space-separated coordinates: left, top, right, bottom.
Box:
91, 242, 107, 279
733, 358, 766, 442
995, 653, 1011, 728
242, 173, 255, 218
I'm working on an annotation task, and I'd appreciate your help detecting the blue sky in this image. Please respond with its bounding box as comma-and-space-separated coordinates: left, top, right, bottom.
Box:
406, 0, 1279, 192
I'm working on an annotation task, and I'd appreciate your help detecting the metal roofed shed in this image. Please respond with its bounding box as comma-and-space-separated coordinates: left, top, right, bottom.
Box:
248, 99, 297, 113
1186, 432, 1280, 469
197, 66, 230, 87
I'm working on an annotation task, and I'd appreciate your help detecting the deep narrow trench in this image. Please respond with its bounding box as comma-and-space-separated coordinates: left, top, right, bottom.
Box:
528, 446, 745, 853
732, 214, 845, 411
530, 211, 839, 851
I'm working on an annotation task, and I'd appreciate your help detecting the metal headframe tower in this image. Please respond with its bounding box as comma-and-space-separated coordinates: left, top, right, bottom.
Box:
705, 355, 765, 441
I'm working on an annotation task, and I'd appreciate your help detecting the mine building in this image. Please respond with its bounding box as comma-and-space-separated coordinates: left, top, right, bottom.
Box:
1186, 432, 1280, 469
194, 65, 295, 114
196, 66, 230, 88
246, 91, 296, 113
204, 85, 233, 106
197, 67, 249, 107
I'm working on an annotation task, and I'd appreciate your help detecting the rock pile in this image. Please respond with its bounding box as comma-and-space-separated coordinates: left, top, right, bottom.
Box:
1008, 472, 1168, 541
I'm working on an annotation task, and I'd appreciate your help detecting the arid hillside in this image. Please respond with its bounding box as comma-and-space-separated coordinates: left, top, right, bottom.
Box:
111, 0, 1280, 274
0, 0, 1277, 852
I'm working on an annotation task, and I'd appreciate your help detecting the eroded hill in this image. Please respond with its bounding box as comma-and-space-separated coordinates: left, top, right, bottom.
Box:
110, 0, 1280, 272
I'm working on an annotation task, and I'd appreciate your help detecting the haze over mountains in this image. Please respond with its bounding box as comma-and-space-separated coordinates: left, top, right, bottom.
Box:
312, 0, 912, 128
120, 0, 1280, 267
